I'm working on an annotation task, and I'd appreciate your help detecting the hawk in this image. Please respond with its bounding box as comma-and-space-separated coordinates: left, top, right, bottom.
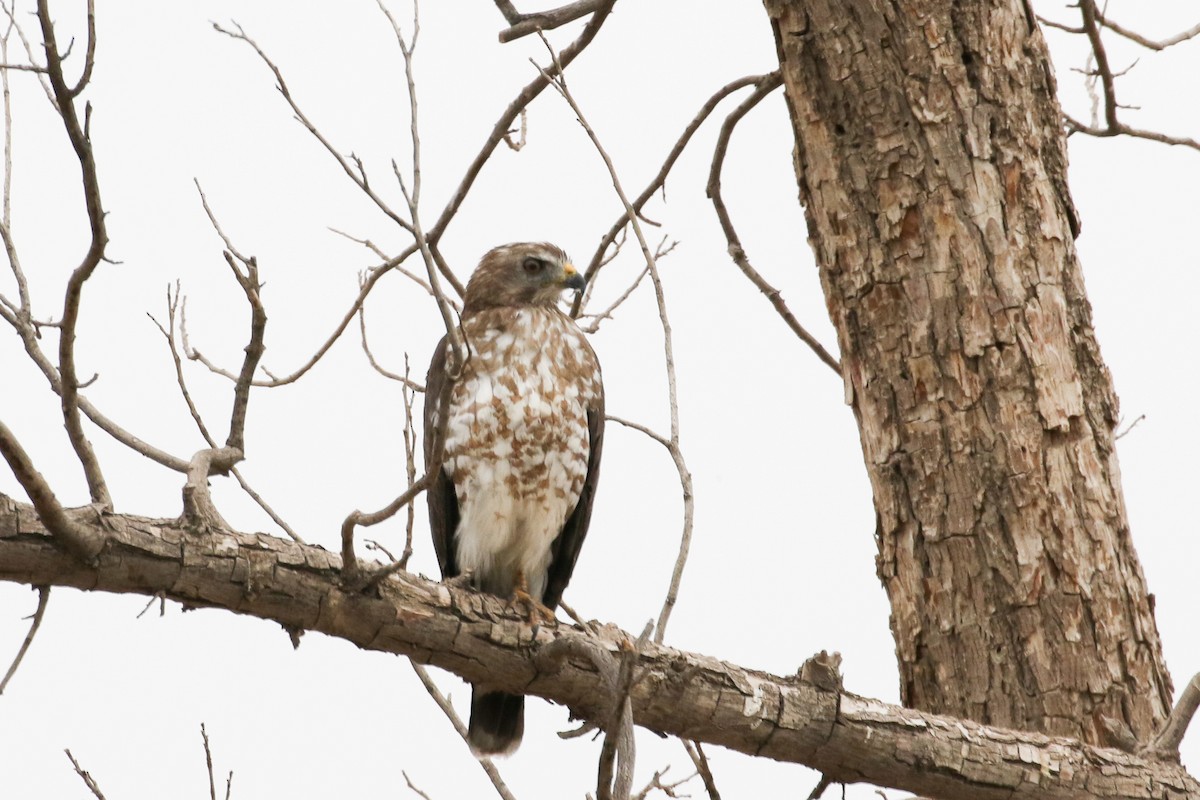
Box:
424, 242, 604, 756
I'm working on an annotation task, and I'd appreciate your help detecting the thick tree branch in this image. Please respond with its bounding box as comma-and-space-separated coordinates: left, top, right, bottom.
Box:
0, 423, 104, 560
2, 492, 1196, 800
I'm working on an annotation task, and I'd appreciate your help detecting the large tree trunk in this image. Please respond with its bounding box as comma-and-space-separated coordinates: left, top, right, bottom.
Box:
763, 0, 1172, 743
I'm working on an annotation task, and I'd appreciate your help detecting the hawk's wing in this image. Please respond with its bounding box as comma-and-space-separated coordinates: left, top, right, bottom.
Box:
543, 389, 604, 610
424, 335, 460, 579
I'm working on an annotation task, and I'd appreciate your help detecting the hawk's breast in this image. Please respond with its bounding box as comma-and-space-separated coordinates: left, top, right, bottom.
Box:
442, 306, 601, 598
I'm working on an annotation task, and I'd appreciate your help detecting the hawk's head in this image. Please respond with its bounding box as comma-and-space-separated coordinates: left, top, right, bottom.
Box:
462, 242, 585, 314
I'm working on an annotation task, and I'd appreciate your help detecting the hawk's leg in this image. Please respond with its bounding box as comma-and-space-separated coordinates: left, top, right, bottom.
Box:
444, 569, 475, 590
508, 569, 557, 626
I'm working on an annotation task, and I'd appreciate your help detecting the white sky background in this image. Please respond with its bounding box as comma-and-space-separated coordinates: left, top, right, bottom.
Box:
0, 1, 1196, 798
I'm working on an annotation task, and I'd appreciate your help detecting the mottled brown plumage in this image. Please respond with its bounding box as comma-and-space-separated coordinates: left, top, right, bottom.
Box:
424, 242, 604, 755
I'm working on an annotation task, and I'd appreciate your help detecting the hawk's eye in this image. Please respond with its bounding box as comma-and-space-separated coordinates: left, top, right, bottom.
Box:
522, 257, 545, 275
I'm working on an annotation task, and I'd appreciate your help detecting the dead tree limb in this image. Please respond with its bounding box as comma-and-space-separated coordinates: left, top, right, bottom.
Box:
2, 492, 1196, 800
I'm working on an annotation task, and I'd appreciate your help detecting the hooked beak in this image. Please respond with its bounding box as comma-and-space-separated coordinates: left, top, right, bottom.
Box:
562, 262, 586, 291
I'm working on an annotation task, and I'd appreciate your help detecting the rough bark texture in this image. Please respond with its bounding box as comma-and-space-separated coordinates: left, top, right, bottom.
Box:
1, 493, 1196, 800
762, 0, 1171, 744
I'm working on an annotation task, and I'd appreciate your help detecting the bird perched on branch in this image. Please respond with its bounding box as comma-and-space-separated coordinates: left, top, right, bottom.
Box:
424, 242, 605, 756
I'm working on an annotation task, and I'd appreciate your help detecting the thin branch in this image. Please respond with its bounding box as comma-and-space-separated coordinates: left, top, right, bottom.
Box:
149, 284, 303, 542
0, 417, 104, 560
427, 0, 615, 247
409, 662, 519, 800
1078, 0, 1119, 129
403, 771, 435, 800
1115, 413, 1146, 441
202, 723, 217, 800
1060, 1, 1200, 152
572, 73, 767, 319
65, 749, 107, 800
1146, 671, 1200, 760
1064, 113, 1200, 151
579, 263, 649, 333
221, 250, 266, 454
149, 284, 217, 447
340, 473, 432, 587
682, 740, 721, 800
534, 30, 694, 647
230, 466, 304, 544
187, 2, 614, 392
331, 227, 453, 308
1096, 13, 1200, 52
400, 356, 418, 567
1037, 15, 1083, 35
211, 21, 418, 239
65, 0, 95, 98
37, 0, 111, 508
0, 2, 54, 104
0, 585, 49, 694
493, 0, 606, 43
705, 71, 841, 375
356, 282, 426, 390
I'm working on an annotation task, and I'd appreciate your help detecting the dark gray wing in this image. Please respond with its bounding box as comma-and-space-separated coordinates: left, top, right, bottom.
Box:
424, 335, 460, 579
542, 390, 604, 609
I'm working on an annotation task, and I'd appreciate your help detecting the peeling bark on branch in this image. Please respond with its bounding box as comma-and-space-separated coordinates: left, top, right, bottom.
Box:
763, 0, 1171, 744
0, 493, 1195, 800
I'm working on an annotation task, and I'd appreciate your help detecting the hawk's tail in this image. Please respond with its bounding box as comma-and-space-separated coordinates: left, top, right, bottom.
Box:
469, 689, 525, 756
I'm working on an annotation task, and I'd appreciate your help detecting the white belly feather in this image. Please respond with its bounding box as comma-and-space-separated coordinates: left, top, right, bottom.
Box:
442, 307, 598, 601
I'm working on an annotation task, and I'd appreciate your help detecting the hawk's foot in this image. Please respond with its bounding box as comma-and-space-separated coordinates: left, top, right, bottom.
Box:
445, 569, 475, 590
507, 569, 557, 627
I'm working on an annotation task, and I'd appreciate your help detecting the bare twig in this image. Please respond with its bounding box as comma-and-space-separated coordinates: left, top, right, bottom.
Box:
403, 771, 435, 800
0, 60, 44, 72
707, 72, 841, 375
202, 723, 217, 800
409, 662, 519, 800
573, 73, 768, 319
400, 355, 419, 567
503, 107, 526, 150
37, 0, 112, 508
65, 749, 107, 800
0, 585, 49, 694
331, 227, 453, 307
631, 766, 695, 800
356, 283, 426, 390
1096, 13, 1200, 52
1060, 1, 1200, 152
682, 739, 722, 800
1115, 413, 1146, 441
0, 2, 54, 104
1064, 113, 1200, 151
212, 22, 419, 239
